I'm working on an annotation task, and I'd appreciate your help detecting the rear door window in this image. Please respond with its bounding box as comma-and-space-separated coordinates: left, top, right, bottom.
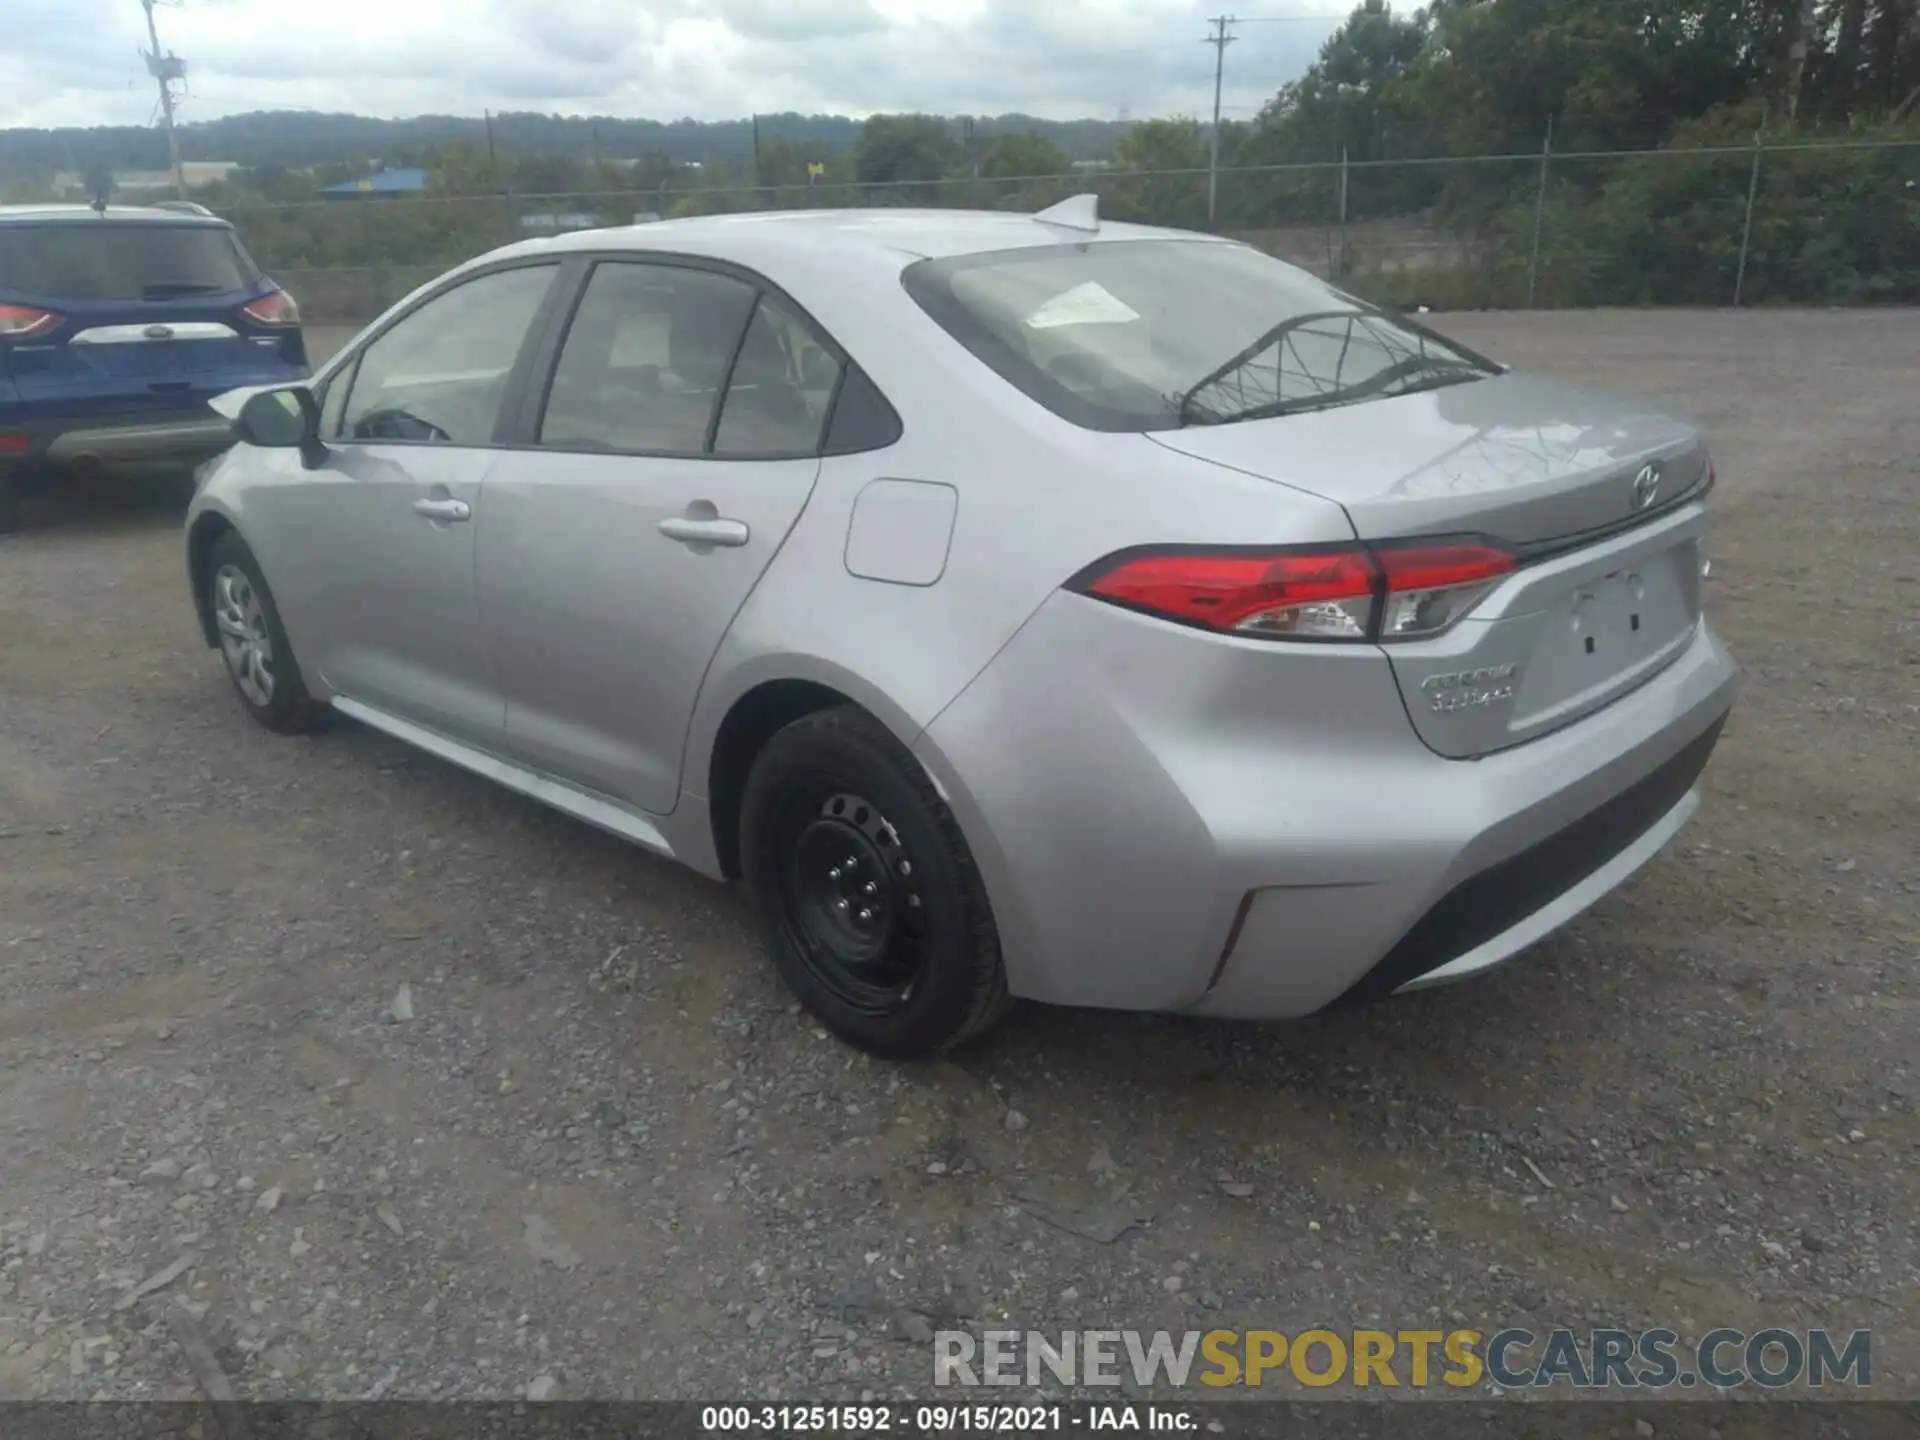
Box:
712, 295, 845, 457
537, 262, 759, 456
0, 222, 261, 301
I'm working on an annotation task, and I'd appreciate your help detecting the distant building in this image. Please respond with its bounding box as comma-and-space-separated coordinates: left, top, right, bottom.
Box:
52, 161, 240, 197
518, 212, 602, 234
319, 168, 429, 200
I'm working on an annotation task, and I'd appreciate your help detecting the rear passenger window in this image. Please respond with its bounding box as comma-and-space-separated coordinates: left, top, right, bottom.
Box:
539, 263, 758, 455
713, 296, 844, 457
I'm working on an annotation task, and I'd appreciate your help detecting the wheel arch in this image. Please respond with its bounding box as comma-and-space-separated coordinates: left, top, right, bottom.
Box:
186, 509, 239, 647
697, 658, 939, 882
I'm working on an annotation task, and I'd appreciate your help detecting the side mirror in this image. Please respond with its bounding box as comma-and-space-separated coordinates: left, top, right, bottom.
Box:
236, 386, 316, 447
235, 387, 325, 466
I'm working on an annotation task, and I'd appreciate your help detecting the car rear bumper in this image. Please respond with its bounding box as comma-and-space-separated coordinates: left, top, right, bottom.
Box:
915, 589, 1736, 1020
0, 409, 237, 468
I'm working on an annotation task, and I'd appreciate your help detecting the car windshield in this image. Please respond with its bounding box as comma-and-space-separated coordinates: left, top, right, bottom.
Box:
901, 239, 1498, 433
0, 221, 260, 303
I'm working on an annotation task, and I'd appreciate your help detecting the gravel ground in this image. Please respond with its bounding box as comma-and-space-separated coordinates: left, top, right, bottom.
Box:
0, 310, 1915, 1406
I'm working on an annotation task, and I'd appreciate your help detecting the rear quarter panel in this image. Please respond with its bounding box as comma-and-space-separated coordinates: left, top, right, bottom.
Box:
679, 243, 1359, 835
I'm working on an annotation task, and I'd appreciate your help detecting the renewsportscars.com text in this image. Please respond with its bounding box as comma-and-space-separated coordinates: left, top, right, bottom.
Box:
933, 1327, 1871, 1391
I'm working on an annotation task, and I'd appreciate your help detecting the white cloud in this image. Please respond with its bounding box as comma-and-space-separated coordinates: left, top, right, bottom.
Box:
0, 0, 1348, 130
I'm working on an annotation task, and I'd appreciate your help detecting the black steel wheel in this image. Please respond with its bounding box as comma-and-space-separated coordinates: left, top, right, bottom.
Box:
741, 706, 1009, 1058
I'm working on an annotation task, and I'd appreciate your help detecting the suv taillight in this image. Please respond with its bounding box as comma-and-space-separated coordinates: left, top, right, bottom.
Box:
242, 288, 300, 327
1072, 540, 1516, 643
0, 304, 59, 340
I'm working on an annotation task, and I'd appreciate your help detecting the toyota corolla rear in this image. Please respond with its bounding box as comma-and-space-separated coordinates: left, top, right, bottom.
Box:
900, 233, 1736, 1018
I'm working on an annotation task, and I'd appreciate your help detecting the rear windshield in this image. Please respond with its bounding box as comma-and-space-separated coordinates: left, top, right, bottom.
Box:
901, 239, 1498, 433
0, 222, 260, 303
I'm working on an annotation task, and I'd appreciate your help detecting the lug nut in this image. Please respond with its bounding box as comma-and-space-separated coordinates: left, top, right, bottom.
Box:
829, 866, 843, 880
858, 908, 873, 923
863, 881, 877, 896
835, 898, 849, 913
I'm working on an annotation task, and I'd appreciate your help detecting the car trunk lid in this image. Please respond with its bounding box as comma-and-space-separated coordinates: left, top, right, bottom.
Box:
1148, 373, 1712, 758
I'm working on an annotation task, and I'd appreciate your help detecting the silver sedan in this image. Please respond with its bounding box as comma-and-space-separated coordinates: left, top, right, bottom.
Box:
185, 199, 1736, 1057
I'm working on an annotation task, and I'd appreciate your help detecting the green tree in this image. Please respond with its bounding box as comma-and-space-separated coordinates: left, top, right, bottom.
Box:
1108, 119, 1209, 229
854, 114, 965, 204
975, 130, 1076, 210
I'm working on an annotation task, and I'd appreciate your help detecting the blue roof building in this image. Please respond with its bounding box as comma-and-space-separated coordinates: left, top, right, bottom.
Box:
319, 168, 428, 199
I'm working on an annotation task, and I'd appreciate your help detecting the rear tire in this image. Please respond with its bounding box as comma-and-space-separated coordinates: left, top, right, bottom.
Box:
740, 706, 1011, 1059
205, 531, 325, 734
0, 468, 21, 535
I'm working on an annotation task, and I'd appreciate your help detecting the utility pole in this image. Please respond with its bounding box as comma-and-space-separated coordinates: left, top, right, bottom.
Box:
1203, 15, 1238, 227
139, 0, 188, 200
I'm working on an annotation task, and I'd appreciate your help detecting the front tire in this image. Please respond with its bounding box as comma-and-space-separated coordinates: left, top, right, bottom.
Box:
205, 531, 324, 734
740, 706, 1011, 1059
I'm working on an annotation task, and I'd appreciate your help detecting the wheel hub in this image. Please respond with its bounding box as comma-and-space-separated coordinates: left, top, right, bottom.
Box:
212, 564, 275, 708
782, 792, 925, 1009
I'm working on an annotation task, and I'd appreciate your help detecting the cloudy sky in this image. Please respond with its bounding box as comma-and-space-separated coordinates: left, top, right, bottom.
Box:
2, 0, 1348, 130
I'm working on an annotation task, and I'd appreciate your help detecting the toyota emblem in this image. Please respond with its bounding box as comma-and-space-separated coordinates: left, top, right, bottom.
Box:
1630, 462, 1662, 511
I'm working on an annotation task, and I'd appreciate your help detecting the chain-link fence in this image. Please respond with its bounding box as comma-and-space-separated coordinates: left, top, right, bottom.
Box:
230, 137, 1920, 322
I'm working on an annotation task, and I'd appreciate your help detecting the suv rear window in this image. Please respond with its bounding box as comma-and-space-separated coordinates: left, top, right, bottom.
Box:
901, 239, 1496, 433
0, 222, 261, 302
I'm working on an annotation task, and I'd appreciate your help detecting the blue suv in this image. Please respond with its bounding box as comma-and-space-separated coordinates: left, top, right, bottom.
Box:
0, 203, 310, 532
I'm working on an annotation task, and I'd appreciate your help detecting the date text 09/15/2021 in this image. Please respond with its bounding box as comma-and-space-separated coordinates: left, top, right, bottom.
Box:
701, 1404, 1201, 1432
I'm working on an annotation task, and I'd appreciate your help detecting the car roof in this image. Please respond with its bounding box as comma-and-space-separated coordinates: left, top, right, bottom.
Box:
483, 206, 1231, 272
0, 204, 230, 228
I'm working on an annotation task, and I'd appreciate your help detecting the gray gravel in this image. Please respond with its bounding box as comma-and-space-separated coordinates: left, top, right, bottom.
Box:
0, 310, 1915, 1402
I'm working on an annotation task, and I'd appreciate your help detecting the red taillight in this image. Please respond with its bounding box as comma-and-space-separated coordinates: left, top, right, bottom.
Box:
0, 303, 59, 340
1375, 542, 1515, 640
1076, 540, 1515, 643
0, 433, 29, 456
242, 288, 300, 326
1086, 548, 1378, 640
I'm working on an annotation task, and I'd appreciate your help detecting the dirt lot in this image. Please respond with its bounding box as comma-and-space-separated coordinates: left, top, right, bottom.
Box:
0, 310, 1915, 1406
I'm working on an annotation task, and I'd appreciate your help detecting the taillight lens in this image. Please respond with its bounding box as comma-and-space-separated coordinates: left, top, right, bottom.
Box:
1075, 540, 1514, 643
1085, 548, 1378, 640
242, 288, 300, 326
1375, 542, 1515, 639
0, 303, 59, 340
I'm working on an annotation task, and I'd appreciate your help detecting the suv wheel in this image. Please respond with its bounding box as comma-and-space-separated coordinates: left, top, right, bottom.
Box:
205, 532, 324, 733
740, 706, 1011, 1059
0, 468, 21, 535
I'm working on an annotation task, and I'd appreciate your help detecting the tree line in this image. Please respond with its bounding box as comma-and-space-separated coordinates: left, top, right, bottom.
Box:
17, 0, 1913, 309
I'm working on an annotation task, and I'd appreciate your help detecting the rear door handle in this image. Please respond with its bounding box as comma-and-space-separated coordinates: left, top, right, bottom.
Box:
658, 516, 750, 548
412, 497, 471, 522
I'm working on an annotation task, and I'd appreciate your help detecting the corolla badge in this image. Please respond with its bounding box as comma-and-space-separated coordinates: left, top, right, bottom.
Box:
1631, 461, 1662, 511
1421, 662, 1520, 714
